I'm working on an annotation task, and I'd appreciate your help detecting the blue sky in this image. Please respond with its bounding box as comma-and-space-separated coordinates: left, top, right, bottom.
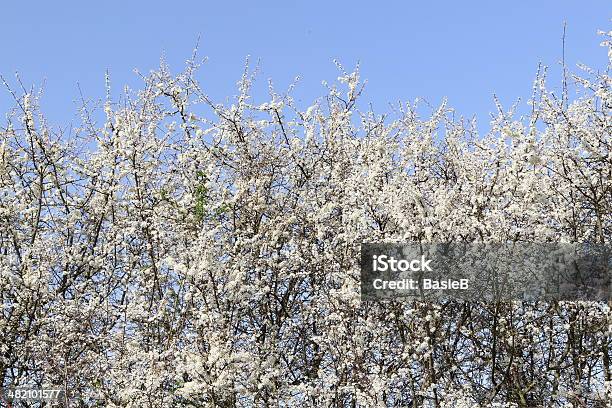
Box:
1, 1, 609, 131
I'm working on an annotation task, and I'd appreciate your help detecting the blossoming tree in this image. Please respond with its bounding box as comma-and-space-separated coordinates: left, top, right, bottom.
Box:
0, 31, 610, 408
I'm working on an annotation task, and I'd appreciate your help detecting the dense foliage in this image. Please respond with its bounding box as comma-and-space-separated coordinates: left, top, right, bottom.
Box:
0, 32, 610, 407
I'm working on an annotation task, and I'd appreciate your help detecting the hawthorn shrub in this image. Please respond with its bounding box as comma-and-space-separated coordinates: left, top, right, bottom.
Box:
0, 32, 610, 407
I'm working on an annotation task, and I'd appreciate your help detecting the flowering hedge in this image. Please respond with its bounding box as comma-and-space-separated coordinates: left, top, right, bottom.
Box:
0, 32, 610, 407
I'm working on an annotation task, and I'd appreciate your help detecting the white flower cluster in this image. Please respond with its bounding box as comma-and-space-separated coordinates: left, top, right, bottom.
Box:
0, 31, 610, 407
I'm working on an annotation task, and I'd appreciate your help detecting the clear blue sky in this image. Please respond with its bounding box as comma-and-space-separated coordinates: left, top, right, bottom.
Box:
1, 1, 609, 131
